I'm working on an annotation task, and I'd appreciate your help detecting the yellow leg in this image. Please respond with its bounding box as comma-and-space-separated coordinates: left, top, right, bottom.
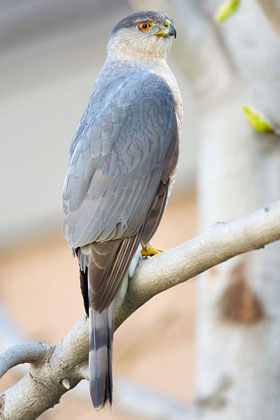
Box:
141, 243, 164, 257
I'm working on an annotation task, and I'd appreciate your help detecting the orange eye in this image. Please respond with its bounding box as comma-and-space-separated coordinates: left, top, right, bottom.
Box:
138, 21, 151, 31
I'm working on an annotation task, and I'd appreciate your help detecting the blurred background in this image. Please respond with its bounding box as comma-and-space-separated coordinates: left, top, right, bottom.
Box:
1, 1, 280, 419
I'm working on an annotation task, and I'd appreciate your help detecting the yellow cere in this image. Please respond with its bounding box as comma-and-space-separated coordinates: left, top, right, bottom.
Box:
215, 0, 240, 23
155, 19, 171, 37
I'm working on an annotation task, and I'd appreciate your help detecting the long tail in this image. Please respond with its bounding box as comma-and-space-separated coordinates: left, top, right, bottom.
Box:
88, 299, 114, 410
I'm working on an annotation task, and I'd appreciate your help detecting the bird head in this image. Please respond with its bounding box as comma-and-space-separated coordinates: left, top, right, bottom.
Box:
107, 11, 176, 60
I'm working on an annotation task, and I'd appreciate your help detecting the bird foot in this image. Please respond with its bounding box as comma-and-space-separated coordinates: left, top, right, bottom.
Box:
141, 243, 164, 258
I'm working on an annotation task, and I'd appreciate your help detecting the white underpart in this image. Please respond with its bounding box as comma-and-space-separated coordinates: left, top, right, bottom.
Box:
77, 244, 90, 272
107, 28, 172, 61
168, 173, 176, 198
115, 247, 141, 309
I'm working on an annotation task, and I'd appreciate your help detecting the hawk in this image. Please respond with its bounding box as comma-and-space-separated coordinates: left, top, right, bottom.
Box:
62, 10, 182, 410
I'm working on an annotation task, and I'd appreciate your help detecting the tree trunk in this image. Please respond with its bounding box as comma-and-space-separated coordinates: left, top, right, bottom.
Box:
196, 2, 280, 418
129, 1, 280, 418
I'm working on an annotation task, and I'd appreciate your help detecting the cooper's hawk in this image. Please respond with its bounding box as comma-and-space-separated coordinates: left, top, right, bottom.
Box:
62, 10, 182, 410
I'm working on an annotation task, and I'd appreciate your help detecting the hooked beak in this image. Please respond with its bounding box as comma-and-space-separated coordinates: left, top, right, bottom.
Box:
155, 21, 177, 39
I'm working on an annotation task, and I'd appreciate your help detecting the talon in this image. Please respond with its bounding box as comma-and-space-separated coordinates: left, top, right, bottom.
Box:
141, 243, 164, 257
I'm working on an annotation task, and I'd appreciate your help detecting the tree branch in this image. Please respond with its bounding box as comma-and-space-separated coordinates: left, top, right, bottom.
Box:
0, 343, 52, 378
1, 201, 280, 419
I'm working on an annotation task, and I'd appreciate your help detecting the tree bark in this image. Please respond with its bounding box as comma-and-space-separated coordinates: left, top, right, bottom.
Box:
1, 201, 280, 419
195, 2, 280, 419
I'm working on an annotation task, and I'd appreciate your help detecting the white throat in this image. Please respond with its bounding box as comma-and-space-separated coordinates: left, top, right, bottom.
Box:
107, 31, 172, 61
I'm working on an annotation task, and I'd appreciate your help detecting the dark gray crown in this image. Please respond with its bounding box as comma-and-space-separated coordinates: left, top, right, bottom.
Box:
111, 11, 172, 37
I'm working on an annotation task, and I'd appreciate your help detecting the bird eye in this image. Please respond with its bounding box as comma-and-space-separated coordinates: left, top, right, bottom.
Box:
138, 21, 151, 31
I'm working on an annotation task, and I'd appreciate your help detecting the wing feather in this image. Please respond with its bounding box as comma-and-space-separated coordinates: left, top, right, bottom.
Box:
63, 71, 178, 248
89, 228, 144, 312
63, 68, 179, 310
